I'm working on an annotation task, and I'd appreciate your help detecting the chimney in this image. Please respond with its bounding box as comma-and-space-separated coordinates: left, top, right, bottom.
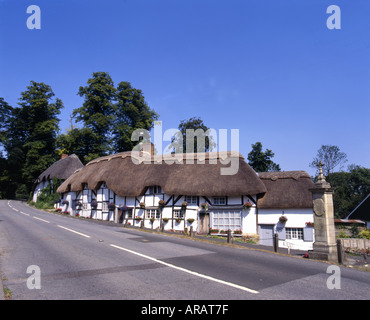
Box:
61, 154, 68, 159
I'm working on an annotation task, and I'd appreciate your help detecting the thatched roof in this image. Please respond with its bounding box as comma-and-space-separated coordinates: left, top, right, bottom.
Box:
257, 171, 315, 209
35, 154, 84, 184
57, 151, 267, 197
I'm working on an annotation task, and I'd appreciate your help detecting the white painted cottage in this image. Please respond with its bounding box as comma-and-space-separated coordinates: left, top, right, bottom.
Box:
257, 171, 315, 250
32, 154, 84, 202
56, 151, 315, 250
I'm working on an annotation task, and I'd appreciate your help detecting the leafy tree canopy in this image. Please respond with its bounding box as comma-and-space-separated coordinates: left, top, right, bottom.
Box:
327, 165, 370, 218
168, 117, 216, 154
310, 144, 347, 176
1, 81, 63, 197
247, 142, 281, 172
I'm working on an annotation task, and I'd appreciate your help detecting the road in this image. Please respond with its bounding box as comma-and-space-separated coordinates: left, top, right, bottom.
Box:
0, 200, 369, 301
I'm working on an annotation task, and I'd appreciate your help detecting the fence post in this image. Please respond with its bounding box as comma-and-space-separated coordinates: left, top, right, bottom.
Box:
227, 229, 231, 243
190, 226, 194, 237
273, 233, 279, 252
337, 239, 343, 264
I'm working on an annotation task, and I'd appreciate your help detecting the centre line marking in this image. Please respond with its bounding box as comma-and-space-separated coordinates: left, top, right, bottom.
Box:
109, 244, 259, 294
20, 212, 30, 216
33, 216, 50, 223
57, 225, 91, 238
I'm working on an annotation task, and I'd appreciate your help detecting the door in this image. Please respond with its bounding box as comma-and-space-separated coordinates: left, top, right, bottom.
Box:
258, 224, 274, 246
199, 213, 209, 234
118, 209, 124, 223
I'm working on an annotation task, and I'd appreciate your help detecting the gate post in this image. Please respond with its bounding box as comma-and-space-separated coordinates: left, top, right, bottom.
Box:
273, 233, 279, 252
337, 239, 343, 264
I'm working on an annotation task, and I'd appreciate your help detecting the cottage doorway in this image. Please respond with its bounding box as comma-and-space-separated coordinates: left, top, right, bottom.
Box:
258, 224, 274, 246
118, 209, 127, 224
199, 212, 209, 234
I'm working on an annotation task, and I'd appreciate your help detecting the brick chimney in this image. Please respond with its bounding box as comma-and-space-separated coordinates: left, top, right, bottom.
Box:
61, 154, 68, 159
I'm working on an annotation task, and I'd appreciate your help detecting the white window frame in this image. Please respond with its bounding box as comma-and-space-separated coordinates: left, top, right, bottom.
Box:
127, 209, 133, 219
213, 197, 226, 205
102, 202, 108, 212
184, 196, 197, 204
147, 186, 162, 194
211, 210, 241, 231
173, 209, 184, 219
145, 209, 160, 219
286, 228, 304, 240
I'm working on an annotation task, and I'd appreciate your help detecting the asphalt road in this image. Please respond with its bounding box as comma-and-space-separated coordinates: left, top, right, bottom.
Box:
0, 200, 369, 301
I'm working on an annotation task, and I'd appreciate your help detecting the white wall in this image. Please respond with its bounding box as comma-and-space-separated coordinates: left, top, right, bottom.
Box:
32, 180, 50, 202
242, 207, 258, 234
258, 208, 314, 250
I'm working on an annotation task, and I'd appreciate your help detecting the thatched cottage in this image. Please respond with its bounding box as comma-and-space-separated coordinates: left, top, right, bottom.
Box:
32, 154, 84, 202
257, 171, 315, 250
56, 151, 315, 249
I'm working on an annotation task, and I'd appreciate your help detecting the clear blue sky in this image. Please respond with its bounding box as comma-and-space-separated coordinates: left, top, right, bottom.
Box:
1, 0, 369, 176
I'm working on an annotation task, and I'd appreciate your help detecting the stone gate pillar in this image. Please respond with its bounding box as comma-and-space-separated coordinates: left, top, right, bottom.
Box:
309, 162, 338, 262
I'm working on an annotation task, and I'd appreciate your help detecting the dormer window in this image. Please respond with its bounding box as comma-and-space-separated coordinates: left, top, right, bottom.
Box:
213, 197, 226, 205
184, 196, 197, 204
147, 186, 162, 194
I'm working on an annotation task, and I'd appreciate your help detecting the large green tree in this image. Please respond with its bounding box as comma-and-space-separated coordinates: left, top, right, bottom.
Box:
3, 81, 63, 197
56, 127, 102, 164
112, 81, 158, 153
168, 117, 216, 154
69, 72, 158, 159
247, 142, 281, 172
0, 98, 14, 198
0, 98, 12, 148
327, 165, 370, 218
310, 145, 347, 176
73, 71, 116, 157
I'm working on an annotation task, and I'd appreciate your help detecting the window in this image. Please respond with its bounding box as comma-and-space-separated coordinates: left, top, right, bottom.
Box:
147, 186, 162, 194
184, 196, 197, 204
286, 228, 303, 240
102, 202, 108, 212
174, 210, 184, 219
211, 210, 241, 231
127, 209, 133, 219
213, 197, 226, 205
145, 209, 160, 219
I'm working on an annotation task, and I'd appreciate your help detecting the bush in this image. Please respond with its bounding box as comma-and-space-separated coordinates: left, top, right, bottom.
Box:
337, 230, 349, 238
33, 178, 62, 210
359, 229, 370, 239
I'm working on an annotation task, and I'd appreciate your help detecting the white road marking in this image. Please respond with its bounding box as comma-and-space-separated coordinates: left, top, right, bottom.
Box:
109, 243, 259, 294
20, 211, 30, 216
57, 225, 91, 238
33, 216, 50, 223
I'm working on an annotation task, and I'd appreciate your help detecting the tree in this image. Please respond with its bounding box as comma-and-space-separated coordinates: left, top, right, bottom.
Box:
73, 72, 116, 157
310, 145, 347, 176
56, 127, 101, 165
0, 98, 12, 148
71, 72, 158, 158
168, 117, 216, 154
112, 81, 158, 153
247, 142, 281, 172
4, 81, 63, 196
327, 165, 370, 218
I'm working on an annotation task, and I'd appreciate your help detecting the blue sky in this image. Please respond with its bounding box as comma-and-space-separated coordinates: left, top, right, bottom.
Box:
1, 0, 369, 176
